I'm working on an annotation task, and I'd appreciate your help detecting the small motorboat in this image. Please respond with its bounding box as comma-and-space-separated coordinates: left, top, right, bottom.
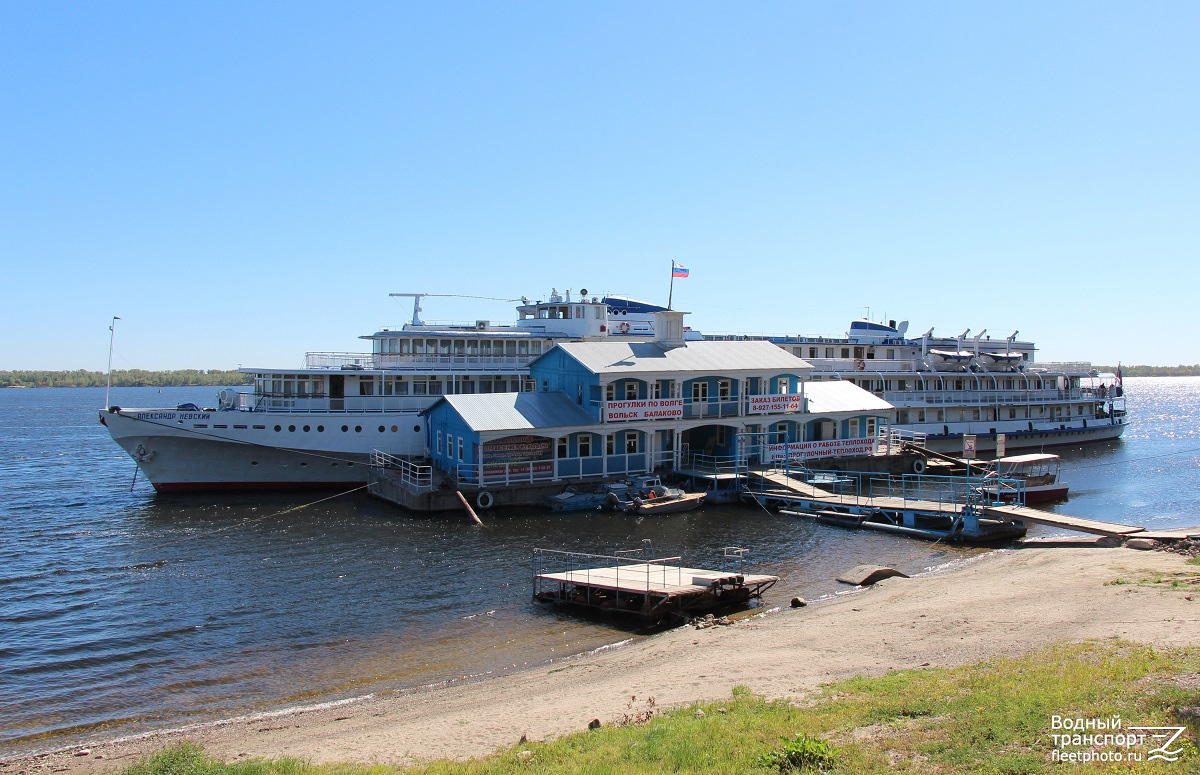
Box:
978, 453, 1068, 504
606, 481, 707, 515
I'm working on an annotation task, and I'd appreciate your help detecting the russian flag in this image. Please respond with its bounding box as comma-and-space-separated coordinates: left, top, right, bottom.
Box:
672, 262, 689, 278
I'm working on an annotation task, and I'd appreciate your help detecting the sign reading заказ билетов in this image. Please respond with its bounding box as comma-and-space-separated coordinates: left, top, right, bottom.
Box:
747, 394, 804, 414
764, 438, 876, 462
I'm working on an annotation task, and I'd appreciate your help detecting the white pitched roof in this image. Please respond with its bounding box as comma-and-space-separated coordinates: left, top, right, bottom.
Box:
804, 380, 894, 414
554, 340, 811, 376
427, 392, 598, 433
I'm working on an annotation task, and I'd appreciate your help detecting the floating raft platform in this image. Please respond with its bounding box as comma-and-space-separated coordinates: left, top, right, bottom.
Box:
533, 545, 778, 624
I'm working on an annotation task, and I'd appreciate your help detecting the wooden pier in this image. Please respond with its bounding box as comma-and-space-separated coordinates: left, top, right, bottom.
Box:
533, 545, 778, 624
745, 469, 1172, 542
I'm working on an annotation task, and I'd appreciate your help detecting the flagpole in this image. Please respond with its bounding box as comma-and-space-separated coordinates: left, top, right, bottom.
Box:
106, 316, 120, 409
668, 260, 675, 310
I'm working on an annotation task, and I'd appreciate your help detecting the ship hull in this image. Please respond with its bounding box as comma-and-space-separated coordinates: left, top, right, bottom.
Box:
101, 408, 425, 493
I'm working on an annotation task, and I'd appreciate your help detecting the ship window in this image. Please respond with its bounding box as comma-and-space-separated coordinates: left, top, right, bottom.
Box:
825, 347, 834, 358
936, 410, 944, 422
809, 347, 818, 358
359, 377, 375, 396
531, 340, 543, 354
428, 380, 442, 395
505, 341, 517, 356
917, 411, 925, 422
518, 340, 529, 356
412, 379, 427, 395
575, 306, 583, 318
886, 349, 895, 359
972, 409, 980, 420
453, 340, 465, 355
479, 340, 491, 356
466, 340, 478, 356
460, 379, 475, 394
854, 347, 864, 359
841, 348, 851, 358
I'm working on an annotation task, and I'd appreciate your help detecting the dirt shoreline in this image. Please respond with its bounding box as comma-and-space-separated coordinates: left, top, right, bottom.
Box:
4, 542, 1198, 773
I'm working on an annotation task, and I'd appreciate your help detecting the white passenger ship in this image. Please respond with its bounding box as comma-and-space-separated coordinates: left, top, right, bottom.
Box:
100, 290, 688, 492
708, 319, 1127, 455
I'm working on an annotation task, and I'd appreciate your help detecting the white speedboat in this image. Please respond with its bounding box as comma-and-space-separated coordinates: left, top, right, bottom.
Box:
100, 289, 677, 492
979, 453, 1069, 504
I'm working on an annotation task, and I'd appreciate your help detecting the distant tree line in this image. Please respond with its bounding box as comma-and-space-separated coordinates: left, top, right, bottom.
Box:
1094, 365, 1200, 377
0, 369, 253, 388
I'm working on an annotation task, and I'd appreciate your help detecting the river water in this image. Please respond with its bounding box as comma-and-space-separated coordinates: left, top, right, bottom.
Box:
1, 378, 1197, 754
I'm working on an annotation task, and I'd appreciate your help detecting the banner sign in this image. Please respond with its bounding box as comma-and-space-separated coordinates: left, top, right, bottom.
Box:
748, 393, 804, 414
995, 433, 1006, 457
963, 434, 977, 460
482, 434, 552, 463
604, 399, 684, 421
765, 437, 876, 461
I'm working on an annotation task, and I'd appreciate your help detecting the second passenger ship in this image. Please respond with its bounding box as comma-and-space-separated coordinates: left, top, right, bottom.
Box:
100, 291, 1126, 492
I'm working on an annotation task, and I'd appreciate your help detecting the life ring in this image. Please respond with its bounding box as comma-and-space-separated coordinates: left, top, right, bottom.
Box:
618, 321, 631, 334
854, 359, 866, 371
475, 490, 494, 510
911, 458, 927, 474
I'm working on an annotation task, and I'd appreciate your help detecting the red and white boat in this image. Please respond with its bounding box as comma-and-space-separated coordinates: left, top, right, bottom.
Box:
981, 453, 1069, 504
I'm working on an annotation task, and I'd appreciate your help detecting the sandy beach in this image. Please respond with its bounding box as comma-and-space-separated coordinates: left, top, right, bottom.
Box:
5, 541, 1198, 773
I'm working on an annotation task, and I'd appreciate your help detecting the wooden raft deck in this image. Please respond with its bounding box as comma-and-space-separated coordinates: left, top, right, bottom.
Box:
983, 504, 1147, 537
538, 563, 779, 596
534, 559, 779, 623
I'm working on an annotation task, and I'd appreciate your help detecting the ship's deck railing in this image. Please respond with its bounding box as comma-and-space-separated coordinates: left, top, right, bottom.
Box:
305, 351, 539, 370
884, 388, 1093, 406
370, 451, 434, 492
879, 428, 927, 451
681, 452, 741, 474
454, 450, 673, 486
751, 466, 1025, 509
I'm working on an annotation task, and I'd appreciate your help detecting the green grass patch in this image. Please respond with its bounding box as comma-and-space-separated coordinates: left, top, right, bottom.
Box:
123, 642, 1200, 775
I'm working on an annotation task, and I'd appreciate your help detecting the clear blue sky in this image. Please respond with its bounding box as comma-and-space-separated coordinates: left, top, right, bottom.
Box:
3, 2, 1196, 370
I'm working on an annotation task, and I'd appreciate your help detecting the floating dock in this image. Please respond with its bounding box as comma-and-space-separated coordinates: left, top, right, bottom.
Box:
747, 467, 1191, 542
533, 544, 778, 624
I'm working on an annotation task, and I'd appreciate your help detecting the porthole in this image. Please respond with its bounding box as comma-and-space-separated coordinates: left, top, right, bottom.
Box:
250, 461, 259, 466
317, 425, 325, 432
413, 425, 421, 433
274, 425, 281, 432
303, 425, 310, 432
300, 462, 308, 467
342, 425, 349, 432
391, 425, 398, 432
288, 425, 296, 432
378, 425, 385, 433
355, 425, 362, 433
